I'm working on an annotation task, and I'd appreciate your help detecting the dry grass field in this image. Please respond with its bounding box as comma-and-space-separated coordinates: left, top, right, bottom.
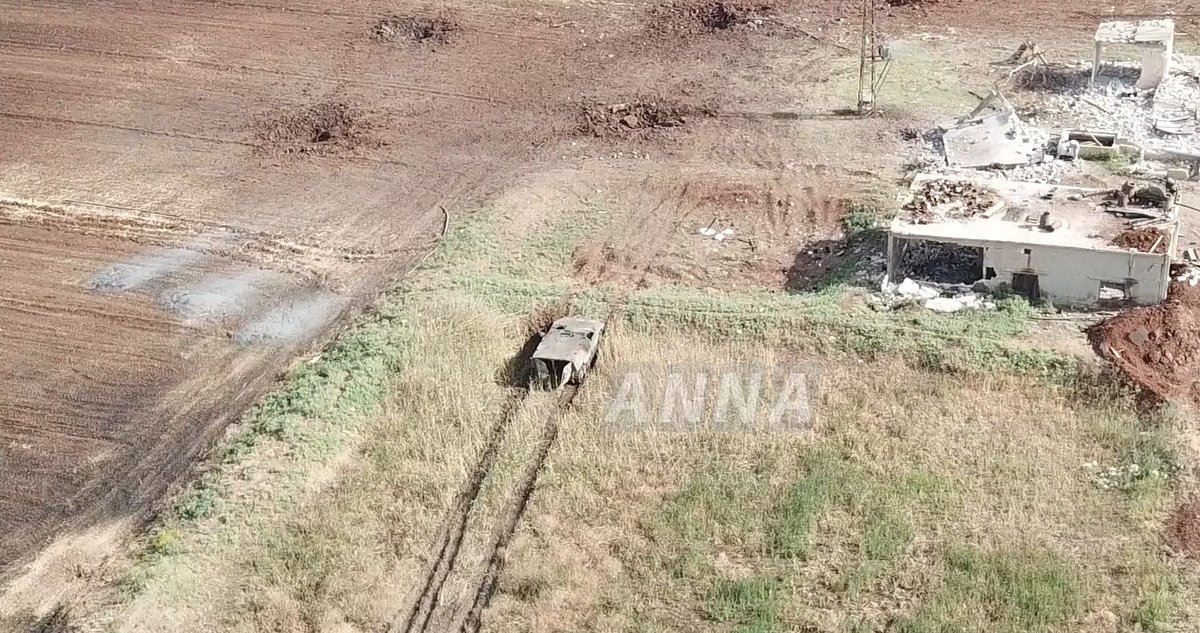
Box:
30, 168, 1194, 632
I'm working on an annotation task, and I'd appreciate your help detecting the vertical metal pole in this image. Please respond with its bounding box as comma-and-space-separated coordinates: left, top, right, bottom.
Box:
868, 0, 876, 114
857, 0, 868, 114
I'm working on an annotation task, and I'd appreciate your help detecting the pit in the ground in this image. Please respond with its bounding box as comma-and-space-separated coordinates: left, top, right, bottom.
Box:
255, 101, 371, 154
371, 14, 459, 44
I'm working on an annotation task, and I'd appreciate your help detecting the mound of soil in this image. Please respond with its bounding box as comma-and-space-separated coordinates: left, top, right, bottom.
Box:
1167, 497, 1200, 559
1089, 280, 1200, 406
579, 101, 706, 138
371, 14, 458, 44
696, 2, 774, 30
650, 1, 780, 35
256, 101, 372, 155
1112, 226, 1168, 254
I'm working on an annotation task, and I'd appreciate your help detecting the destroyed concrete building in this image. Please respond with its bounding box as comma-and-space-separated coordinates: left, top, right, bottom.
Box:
887, 175, 1179, 307
1091, 20, 1174, 91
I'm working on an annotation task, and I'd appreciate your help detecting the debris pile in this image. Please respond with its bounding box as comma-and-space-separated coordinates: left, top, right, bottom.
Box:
941, 91, 1047, 169
1049, 56, 1200, 156
371, 14, 459, 43
873, 277, 995, 313
579, 101, 699, 138
650, 1, 784, 36
1177, 266, 1200, 287
1111, 226, 1168, 253
903, 180, 1000, 224
1001, 159, 1075, 184
1012, 62, 1091, 92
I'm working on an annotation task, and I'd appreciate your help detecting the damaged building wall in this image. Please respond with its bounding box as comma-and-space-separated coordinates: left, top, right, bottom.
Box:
889, 235, 1174, 307
979, 241, 1172, 305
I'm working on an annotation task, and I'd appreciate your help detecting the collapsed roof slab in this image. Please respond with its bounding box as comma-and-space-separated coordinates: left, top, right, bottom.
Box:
942, 109, 1035, 169
890, 174, 1179, 254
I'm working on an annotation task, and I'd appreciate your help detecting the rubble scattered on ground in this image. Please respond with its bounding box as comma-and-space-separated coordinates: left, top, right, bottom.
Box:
1045, 56, 1200, 156
1012, 62, 1092, 92
902, 180, 999, 224
371, 14, 459, 43
698, 224, 735, 241
1000, 158, 1080, 184
873, 277, 996, 312
1085, 460, 1171, 491
580, 101, 704, 138
1177, 266, 1200, 287
1111, 226, 1168, 253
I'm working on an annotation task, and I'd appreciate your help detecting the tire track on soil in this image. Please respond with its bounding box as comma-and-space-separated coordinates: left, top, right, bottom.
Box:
392, 390, 531, 633
0, 111, 255, 147
393, 185, 692, 633
0, 39, 514, 106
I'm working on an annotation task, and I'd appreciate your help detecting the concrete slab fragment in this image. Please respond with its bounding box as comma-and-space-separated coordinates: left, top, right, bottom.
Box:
942, 110, 1033, 169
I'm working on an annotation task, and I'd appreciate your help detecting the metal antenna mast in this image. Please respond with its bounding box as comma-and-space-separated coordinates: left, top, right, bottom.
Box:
857, 0, 893, 116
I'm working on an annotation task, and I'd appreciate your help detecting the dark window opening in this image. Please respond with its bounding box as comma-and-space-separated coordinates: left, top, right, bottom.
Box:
1022, 248, 1032, 255
985, 267, 997, 280
1012, 272, 1040, 299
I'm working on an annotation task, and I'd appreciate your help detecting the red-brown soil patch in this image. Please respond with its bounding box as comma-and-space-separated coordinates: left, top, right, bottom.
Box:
572, 177, 854, 290
1167, 497, 1200, 559
1112, 226, 1169, 254
1089, 280, 1200, 406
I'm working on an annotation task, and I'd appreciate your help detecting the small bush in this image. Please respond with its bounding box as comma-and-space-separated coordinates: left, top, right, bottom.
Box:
176, 485, 219, 521
843, 205, 879, 235
148, 528, 184, 557
707, 577, 782, 631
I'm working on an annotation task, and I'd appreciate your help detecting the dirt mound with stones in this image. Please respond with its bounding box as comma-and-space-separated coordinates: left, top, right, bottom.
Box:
579, 101, 709, 138
1089, 279, 1200, 406
1167, 497, 1200, 559
255, 101, 374, 155
649, 1, 784, 35
1112, 226, 1169, 254
370, 14, 458, 44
